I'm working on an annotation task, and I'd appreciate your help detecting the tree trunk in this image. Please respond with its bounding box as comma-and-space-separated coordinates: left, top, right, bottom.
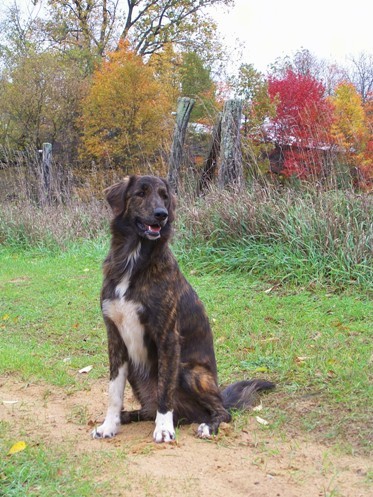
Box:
218, 99, 243, 189
168, 97, 195, 193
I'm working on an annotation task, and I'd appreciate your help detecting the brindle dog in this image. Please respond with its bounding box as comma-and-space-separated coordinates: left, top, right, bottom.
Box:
93, 175, 274, 443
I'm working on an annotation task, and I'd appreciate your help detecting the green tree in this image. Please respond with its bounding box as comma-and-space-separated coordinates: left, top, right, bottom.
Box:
233, 63, 276, 174
180, 51, 217, 122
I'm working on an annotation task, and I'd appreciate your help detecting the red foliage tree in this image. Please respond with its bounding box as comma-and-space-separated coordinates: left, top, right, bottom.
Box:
267, 69, 334, 178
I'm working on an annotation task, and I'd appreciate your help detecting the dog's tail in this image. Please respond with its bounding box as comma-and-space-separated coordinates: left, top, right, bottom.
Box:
221, 379, 275, 410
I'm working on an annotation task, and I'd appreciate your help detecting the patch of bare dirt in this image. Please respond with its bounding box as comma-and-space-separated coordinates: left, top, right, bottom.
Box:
1, 376, 371, 497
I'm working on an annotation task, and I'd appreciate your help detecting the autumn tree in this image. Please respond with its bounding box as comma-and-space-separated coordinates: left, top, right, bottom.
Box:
0, 50, 86, 155
269, 48, 322, 79
269, 47, 348, 96
80, 42, 173, 173
329, 82, 372, 187
267, 69, 334, 178
149, 44, 183, 105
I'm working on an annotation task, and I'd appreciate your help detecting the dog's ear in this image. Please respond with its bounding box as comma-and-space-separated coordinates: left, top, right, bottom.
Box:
162, 178, 177, 224
104, 176, 131, 216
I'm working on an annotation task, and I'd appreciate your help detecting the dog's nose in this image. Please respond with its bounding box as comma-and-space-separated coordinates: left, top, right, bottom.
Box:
154, 208, 168, 221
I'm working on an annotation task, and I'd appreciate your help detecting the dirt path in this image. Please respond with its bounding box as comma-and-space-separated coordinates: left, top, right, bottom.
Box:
1, 376, 371, 497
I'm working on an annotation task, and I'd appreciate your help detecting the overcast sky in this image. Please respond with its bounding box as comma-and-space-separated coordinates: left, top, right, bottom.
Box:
2, 0, 372, 73
212, 0, 373, 72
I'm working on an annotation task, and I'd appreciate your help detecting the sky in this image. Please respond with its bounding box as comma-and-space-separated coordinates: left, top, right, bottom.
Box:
211, 0, 373, 72
2, 0, 372, 73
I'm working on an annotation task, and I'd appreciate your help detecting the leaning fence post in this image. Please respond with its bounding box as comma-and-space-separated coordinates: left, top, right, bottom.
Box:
168, 97, 195, 193
218, 99, 243, 189
198, 114, 222, 194
41, 142, 52, 203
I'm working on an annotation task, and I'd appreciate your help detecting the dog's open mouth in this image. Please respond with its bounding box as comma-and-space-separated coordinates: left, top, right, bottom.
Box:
136, 221, 163, 239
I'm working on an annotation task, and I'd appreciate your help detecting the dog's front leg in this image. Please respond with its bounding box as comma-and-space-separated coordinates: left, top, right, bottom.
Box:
93, 362, 128, 438
153, 326, 180, 443
93, 319, 128, 439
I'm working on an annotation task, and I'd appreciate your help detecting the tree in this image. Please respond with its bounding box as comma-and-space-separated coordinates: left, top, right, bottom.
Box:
80, 42, 173, 172
329, 82, 372, 187
347, 52, 373, 103
149, 44, 183, 105
179, 51, 217, 122
40, 0, 233, 59
269, 48, 322, 79
232, 63, 276, 174
267, 69, 334, 178
0, 50, 86, 154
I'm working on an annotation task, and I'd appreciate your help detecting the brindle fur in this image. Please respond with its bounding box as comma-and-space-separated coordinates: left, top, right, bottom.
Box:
96, 175, 274, 441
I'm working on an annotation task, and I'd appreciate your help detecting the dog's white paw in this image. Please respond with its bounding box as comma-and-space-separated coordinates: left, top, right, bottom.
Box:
197, 423, 212, 439
92, 419, 119, 439
153, 411, 175, 443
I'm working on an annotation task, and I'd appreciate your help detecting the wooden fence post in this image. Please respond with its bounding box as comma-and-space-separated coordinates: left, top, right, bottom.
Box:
41, 142, 52, 203
218, 99, 243, 189
168, 97, 195, 193
198, 114, 222, 194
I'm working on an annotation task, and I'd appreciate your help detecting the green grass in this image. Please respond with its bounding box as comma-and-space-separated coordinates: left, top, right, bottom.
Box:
1, 240, 372, 494
0, 242, 107, 387
0, 422, 119, 497
1, 241, 372, 450
0, 439, 105, 497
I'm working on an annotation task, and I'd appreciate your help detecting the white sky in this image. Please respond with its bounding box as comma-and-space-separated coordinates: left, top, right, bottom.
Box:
2, 0, 372, 73
212, 0, 373, 72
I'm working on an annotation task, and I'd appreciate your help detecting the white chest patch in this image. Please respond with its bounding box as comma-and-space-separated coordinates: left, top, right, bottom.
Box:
102, 293, 148, 369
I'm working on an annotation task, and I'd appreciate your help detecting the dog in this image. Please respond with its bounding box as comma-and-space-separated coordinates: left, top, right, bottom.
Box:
93, 175, 274, 443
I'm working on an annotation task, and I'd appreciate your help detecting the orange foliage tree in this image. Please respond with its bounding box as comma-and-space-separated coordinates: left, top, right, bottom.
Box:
80, 42, 173, 174
329, 82, 373, 188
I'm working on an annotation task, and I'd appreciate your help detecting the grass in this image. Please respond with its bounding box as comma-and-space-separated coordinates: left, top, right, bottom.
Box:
1, 241, 372, 451
1, 182, 372, 291
0, 435, 110, 497
177, 186, 373, 291
0, 182, 372, 493
0, 242, 107, 387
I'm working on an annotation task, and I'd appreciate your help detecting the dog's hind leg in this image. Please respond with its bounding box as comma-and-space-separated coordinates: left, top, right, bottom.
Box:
180, 365, 231, 438
93, 319, 129, 439
120, 408, 155, 424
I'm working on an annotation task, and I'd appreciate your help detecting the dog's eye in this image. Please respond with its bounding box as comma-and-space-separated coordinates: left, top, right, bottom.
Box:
136, 191, 145, 198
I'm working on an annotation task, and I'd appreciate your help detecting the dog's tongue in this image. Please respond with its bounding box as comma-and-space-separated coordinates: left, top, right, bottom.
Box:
147, 225, 161, 234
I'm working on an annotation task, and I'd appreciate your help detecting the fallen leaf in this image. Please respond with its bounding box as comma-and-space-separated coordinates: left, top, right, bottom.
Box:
7, 441, 27, 455
252, 366, 268, 373
255, 416, 269, 426
295, 356, 311, 364
79, 365, 93, 374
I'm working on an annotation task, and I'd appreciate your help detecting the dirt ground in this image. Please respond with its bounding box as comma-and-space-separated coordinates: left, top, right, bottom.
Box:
1, 376, 371, 497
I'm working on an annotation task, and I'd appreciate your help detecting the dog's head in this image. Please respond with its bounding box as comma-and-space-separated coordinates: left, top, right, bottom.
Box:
104, 175, 176, 241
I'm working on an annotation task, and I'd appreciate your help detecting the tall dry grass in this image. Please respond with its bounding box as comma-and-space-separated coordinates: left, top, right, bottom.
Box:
1, 150, 372, 290
176, 183, 373, 290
